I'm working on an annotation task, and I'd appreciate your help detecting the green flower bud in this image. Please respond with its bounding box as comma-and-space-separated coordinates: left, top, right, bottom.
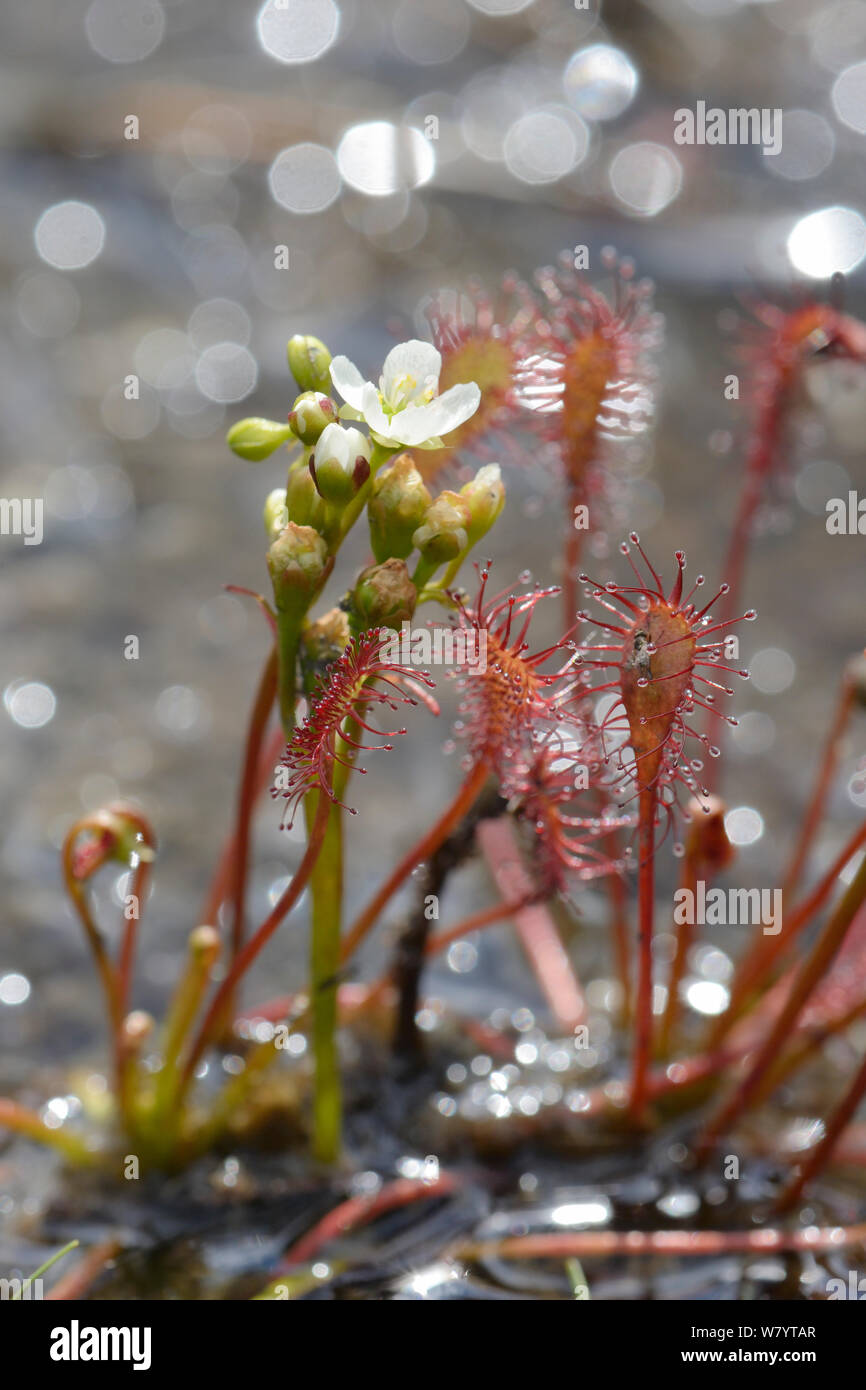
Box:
353, 558, 417, 632
460, 463, 505, 547
309, 423, 371, 507
287, 334, 332, 395
267, 523, 329, 617
301, 607, 351, 695
288, 391, 337, 445
302, 606, 351, 666
412, 492, 470, 565
368, 452, 432, 563
285, 466, 327, 531
264, 488, 289, 544
227, 417, 294, 462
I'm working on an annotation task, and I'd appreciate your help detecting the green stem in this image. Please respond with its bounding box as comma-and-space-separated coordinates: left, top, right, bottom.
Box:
172, 792, 332, 1116
0, 1098, 95, 1166
62, 835, 124, 1111
276, 611, 301, 737
13, 1240, 79, 1299
306, 792, 343, 1163
150, 927, 220, 1142
565, 1257, 591, 1300
302, 706, 363, 1163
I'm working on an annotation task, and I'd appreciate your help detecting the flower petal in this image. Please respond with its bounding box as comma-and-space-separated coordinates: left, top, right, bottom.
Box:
380, 340, 442, 402
330, 355, 370, 412
316, 422, 351, 469
389, 382, 481, 445
360, 382, 393, 439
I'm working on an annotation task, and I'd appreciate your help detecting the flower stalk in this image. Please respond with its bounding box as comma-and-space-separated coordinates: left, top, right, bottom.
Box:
306, 792, 344, 1163
630, 786, 657, 1123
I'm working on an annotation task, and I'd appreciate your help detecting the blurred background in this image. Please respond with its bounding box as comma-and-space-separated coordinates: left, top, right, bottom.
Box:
1, 0, 865, 1087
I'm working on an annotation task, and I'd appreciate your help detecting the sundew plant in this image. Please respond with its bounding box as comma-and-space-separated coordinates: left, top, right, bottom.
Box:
5, 243, 866, 1304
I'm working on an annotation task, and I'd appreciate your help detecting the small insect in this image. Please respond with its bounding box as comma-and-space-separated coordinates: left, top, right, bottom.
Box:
628, 629, 653, 678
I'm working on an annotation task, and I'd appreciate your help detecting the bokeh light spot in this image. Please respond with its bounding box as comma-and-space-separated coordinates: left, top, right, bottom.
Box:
4, 681, 56, 730
337, 121, 434, 196
564, 43, 638, 121
504, 108, 588, 184
257, 0, 339, 64
84, 0, 165, 64
832, 61, 866, 133
268, 143, 342, 213
195, 343, 258, 403
764, 109, 834, 181
34, 202, 105, 271
724, 806, 765, 847
609, 142, 682, 216
787, 206, 866, 278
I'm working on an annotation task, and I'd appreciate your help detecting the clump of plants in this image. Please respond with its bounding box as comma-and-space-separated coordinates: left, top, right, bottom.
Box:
4, 252, 866, 1298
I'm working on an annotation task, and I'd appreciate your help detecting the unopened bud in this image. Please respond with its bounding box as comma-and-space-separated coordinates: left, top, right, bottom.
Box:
288, 391, 337, 445
302, 607, 351, 667
227, 417, 294, 462
287, 334, 332, 395
285, 466, 327, 531
309, 423, 371, 507
460, 463, 505, 547
267, 523, 329, 617
368, 452, 432, 562
264, 488, 289, 544
353, 559, 417, 632
412, 492, 470, 565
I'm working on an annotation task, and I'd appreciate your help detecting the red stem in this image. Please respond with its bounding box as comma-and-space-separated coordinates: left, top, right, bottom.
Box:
658, 848, 698, 1055
782, 672, 855, 900
696, 849, 866, 1159
460, 1223, 866, 1262
476, 816, 586, 1031
426, 895, 534, 959
45, 1241, 121, 1300
606, 850, 631, 1022
561, 482, 584, 633
629, 786, 656, 1121
200, 655, 281, 930
709, 818, 866, 1048
174, 791, 332, 1107
721, 378, 786, 625
61, 838, 123, 1099
228, 647, 279, 964
116, 856, 153, 1019
776, 1046, 866, 1213
339, 760, 490, 967
280, 1173, 461, 1269
704, 380, 786, 788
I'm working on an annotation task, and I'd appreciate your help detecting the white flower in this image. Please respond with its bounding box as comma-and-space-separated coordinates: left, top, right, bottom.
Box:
329, 339, 480, 449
